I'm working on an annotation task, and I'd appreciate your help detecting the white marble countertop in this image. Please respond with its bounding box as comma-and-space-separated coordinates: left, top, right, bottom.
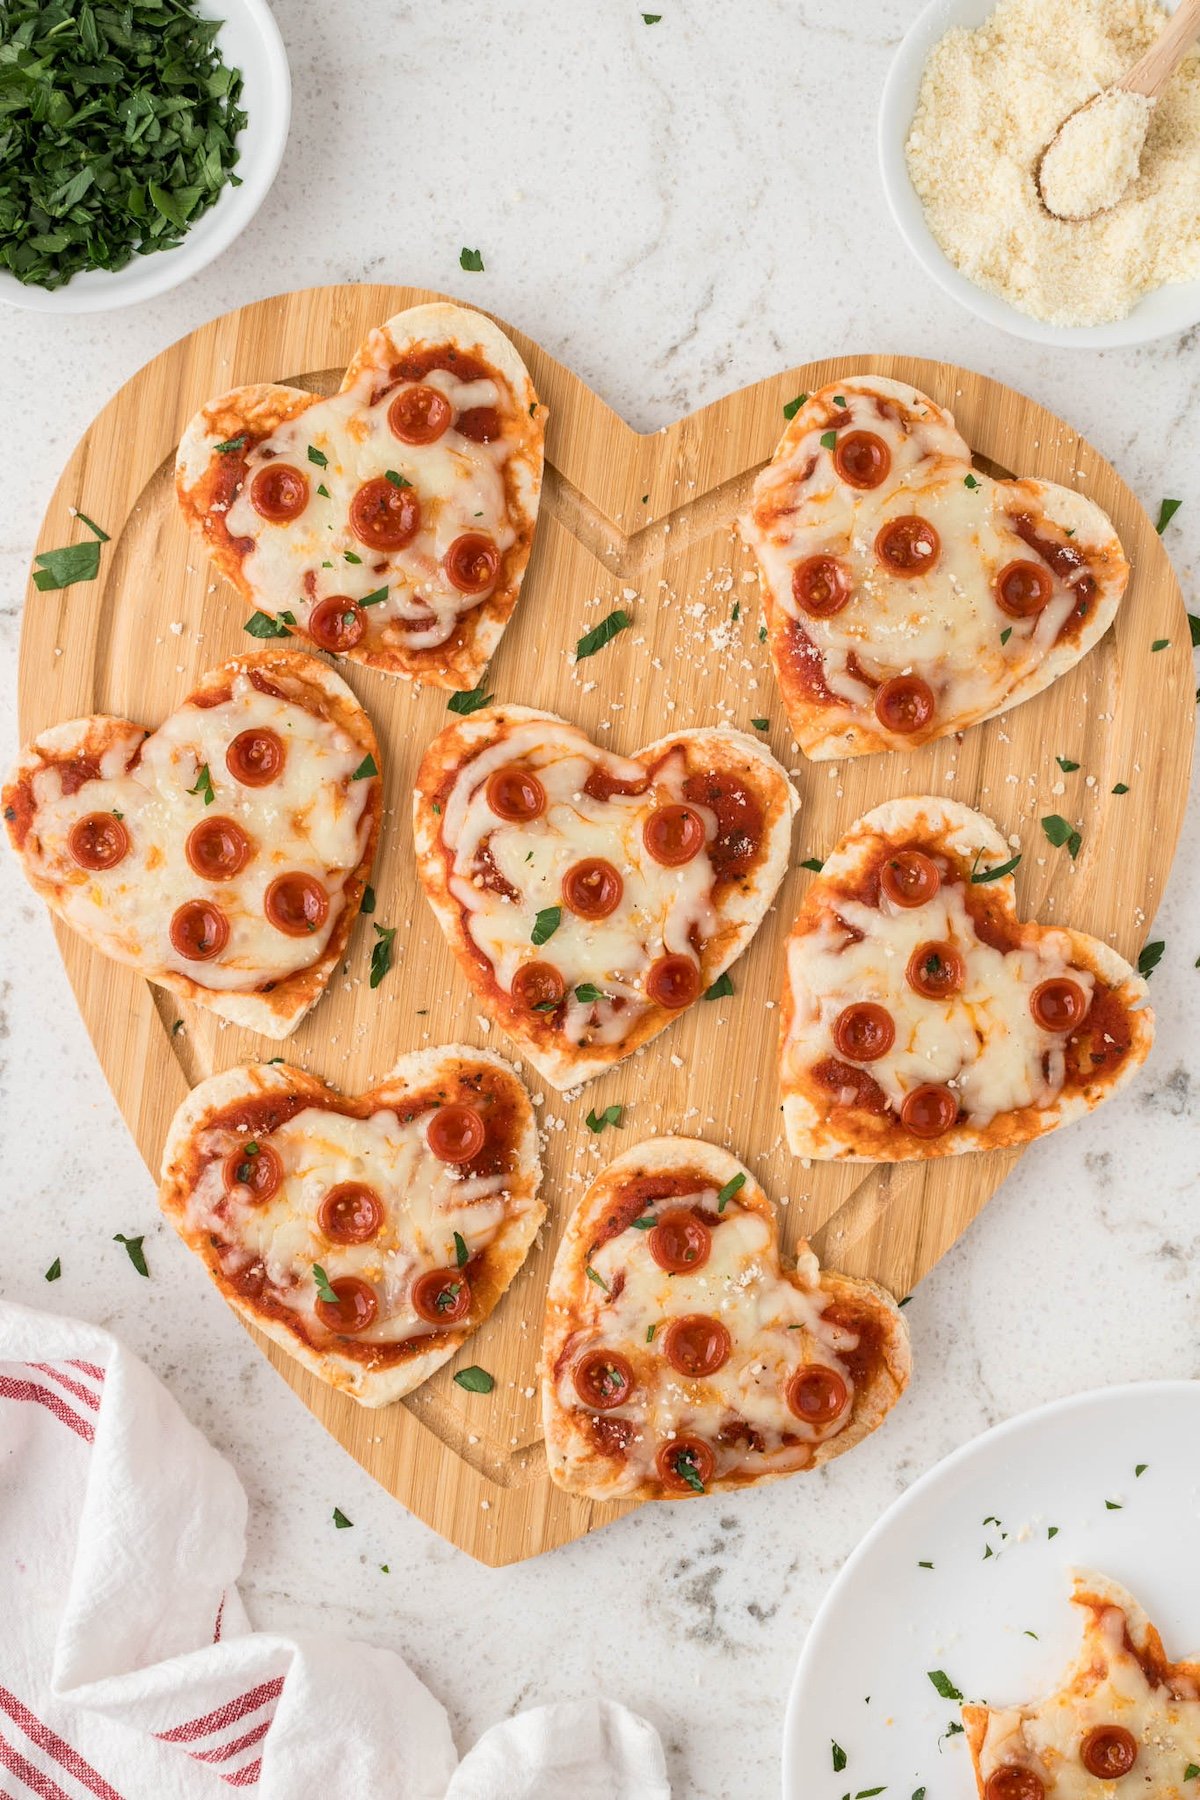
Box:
1, 4, 1198, 1795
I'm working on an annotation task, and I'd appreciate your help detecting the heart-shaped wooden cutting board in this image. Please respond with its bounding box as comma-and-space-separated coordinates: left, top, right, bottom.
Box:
18, 284, 1193, 1563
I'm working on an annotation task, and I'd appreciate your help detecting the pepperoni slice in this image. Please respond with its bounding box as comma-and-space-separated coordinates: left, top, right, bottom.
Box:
1030, 976, 1089, 1032
388, 384, 452, 445
186, 816, 251, 882
995, 559, 1053, 619
655, 1436, 715, 1492
787, 1364, 849, 1425
427, 1103, 486, 1165
68, 812, 129, 871
1080, 1727, 1137, 1778
511, 962, 566, 1012
907, 941, 966, 1000
317, 1182, 383, 1244
573, 1347, 635, 1411
350, 475, 421, 550
832, 1002, 895, 1062
486, 766, 545, 822
444, 532, 500, 595
900, 1083, 959, 1138
662, 1315, 731, 1379
880, 849, 940, 908
646, 955, 701, 1009
834, 430, 891, 490
226, 728, 285, 787
563, 858, 623, 920
874, 674, 935, 735
648, 1209, 711, 1273
455, 405, 502, 443
169, 900, 228, 961
792, 554, 852, 619
644, 804, 706, 867
223, 1141, 283, 1202
264, 873, 329, 937
314, 1275, 378, 1334
308, 595, 366, 652
250, 463, 308, 523
411, 1268, 471, 1324
875, 516, 940, 576
984, 1772, 1046, 1800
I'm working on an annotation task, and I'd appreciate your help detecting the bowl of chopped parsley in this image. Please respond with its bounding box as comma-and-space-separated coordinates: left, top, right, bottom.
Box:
0, 0, 289, 311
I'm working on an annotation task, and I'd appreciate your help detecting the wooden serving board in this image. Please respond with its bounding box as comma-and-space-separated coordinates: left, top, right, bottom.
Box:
17, 284, 1193, 1564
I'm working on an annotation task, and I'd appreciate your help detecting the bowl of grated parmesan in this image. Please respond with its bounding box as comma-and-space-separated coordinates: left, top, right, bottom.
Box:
879, 0, 1200, 345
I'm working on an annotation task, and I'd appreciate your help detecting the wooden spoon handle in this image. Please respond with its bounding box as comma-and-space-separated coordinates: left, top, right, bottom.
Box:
1117, 0, 1200, 100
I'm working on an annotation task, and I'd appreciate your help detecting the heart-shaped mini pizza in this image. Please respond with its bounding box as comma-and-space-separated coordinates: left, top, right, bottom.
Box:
4, 650, 380, 1038
781, 796, 1154, 1161
176, 301, 544, 688
541, 1137, 910, 1500
739, 377, 1130, 759
159, 1048, 542, 1406
413, 706, 798, 1089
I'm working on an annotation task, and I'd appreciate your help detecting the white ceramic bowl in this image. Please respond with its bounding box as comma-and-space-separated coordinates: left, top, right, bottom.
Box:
879, 0, 1200, 347
0, 0, 289, 314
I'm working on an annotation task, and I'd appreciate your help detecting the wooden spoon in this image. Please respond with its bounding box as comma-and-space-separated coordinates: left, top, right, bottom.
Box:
1036, 0, 1200, 220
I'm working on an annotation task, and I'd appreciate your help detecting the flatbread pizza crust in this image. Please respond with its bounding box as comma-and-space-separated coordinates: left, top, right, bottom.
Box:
159, 1047, 543, 1407
4, 650, 381, 1038
781, 796, 1154, 1162
413, 705, 798, 1089
176, 302, 544, 689
541, 1136, 910, 1502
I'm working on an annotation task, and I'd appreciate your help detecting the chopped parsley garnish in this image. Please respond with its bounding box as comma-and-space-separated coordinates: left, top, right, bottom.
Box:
447, 682, 494, 715
531, 905, 561, 946
1048, 1525, 1059, 1538
1152, 638, 1170, 652
1137, 939, 1164, 978
585, 1103, 623, 1133
970, 850, 1020, 884
351, 753, 378, 781
1041, 814, 1081, 858
704, 971, 734, 1001
1105, 1499, 1123, 1510
369, 922, 396, 989
833, 395, 846, 408
435, 1281, 461, 1313
1155, 497, 1182, 533
646, 1323, 656, 1341
819, 430, 838, 450
385, 469, 411, 489
575, 609, 631, 661
964, 473, 980, 489
362, 884, 376, 915
1184, 1763, 1199, 1781
459, 246, 484, 272
32, 539, 102, 592
758, 624, 767, 642
453, 1231, 469, 1269
999, 626, 1013, 645
44, 1257, 61, 1282
214, 435, 247, 455
332, 1506, 353, 1528
243, 610, 293, 639
1135, 1462, 1148, 1476
832, 1741, 847, 1772
799, 857, 824, 873
114, 1232, 148, 1277
926, 1670, 962, 1701
731, 600, 740, 621
454, 1365, 494, 1393
361, 586, 388, 606
716, 1172, 745, 1212
343, 549, 362, 565
672, 1446, 706, 1493
312, 1264, 339, 1303
1190, 612, 1200, 648
917, 1559, 933, 1569
575, 982, 606, 1003
172, 1019, 185, 1035
751, 717, 769, 731
586, 1265, 610, 1292
631, 1216, 657, 1230
782, 393, 808, 420
1056, 755, 1079, 772
307, 445, 328, 468
187, 763, 215, 806
642, 11, 662, 21
316, 482, 330, 498
1112, 782, 1129, 795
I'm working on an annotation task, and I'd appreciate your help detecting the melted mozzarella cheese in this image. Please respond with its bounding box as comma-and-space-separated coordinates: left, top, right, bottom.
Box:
784, 868, 1090, 1126
26, 673, 372, 991
552, 1192, 858, 1493
187, 1103, 524, 1344
441, 721, 719, 1045
224, 361, 518, 649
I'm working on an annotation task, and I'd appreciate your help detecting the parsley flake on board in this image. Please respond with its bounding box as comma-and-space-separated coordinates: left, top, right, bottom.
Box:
1155, 497, 1183, 533
586, 1104, 622, 1134
832, 1741, 847, 1772
800, 857, 825, 873
1056, 755, 1079, 772
307, 445, 328, 468
782, 393, 808, 420
448, 682, 493, 715
187, 763, 215, 806
751, 717, 769, 731
351, 753, 377, 781
312, 1264, 339, 1303
1112, 782, 1130, 795
32, 539, 102, 591
361, 884, 376, 914
1041, 814, 1081, 858
1152, 638, 1170, 652
369, 923, 395, 989
575, 609, 631, 661
243, 610, 292, 639
1190, 613, 1200, 648
716, 1173, 745, 1212
704, 971, 734, 1001
927, 1670, 963, 1701
114, 1233, 148, 1277
1137, 940, 1165, 978
531, 905, 561, 946
0, 0, 247, 292
44, 1257, 61, 1282
459, 246, 484, 272
332, 1507, 353, 1529
454, 1365, 494, 1393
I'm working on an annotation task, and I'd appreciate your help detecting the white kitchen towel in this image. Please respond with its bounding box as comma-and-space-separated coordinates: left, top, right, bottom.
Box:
0, 1299, 669, 1799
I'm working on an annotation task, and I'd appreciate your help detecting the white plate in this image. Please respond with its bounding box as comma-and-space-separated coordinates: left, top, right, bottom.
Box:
782, 1382, 1200, 1798
0, 0, 290, 314
878, 0, 1200, 348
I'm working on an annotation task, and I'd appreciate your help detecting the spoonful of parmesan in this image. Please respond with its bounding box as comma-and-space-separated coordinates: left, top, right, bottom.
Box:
1037, 0, 1200, 220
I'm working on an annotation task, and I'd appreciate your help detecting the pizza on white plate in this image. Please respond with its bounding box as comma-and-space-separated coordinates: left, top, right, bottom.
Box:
541, 1137, 910, 1501
4, 651, 381, 1038
780, 796, 1153, 1160
413, 705, 797, 1089
964, 1571, 1200, 1798
176, 301, 543, 689
738, 376, 1129, 759
159, 1048, 542, 1405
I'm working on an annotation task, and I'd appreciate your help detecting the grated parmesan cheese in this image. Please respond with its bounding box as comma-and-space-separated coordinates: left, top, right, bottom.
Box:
905, 0, 1200, 326
1039, 87, 1155, 219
